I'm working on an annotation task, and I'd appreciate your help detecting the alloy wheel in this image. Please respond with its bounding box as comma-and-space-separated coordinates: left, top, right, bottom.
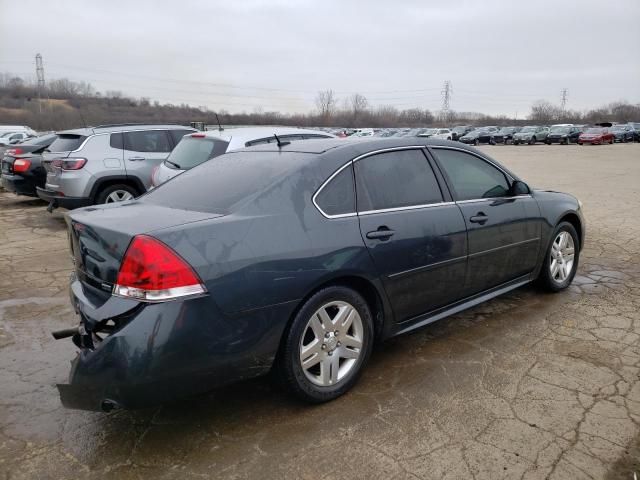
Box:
549, 231, 575, 283
299, 301, 363, 387
105, 190, 134, 203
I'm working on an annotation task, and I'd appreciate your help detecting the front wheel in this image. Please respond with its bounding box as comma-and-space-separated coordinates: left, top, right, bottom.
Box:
275, 286, 374, 403
529, 137, 536, 145
537, 222, 580, 292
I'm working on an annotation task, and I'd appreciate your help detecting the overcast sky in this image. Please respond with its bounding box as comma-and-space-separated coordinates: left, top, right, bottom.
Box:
1, 0, 639, 116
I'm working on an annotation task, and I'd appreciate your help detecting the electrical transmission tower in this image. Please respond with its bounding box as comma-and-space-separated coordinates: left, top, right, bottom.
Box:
560, 88, 568, 116
441, 81, 452, 125
35, 53, 45, 113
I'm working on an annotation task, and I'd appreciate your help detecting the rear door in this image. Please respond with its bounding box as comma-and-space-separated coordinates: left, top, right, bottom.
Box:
431, 147, 541, 296
354, 147, 468, 322
122, 129, 172, 190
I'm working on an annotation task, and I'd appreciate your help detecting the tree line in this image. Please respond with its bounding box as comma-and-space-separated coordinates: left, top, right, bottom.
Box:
0, 73, 638, 131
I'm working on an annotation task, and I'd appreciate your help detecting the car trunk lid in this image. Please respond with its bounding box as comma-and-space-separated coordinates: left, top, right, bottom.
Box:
67, 202, 222, 300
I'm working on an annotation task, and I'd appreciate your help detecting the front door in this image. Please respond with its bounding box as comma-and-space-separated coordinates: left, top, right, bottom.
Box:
430, 147, 541, 296
354, 148, 468, 322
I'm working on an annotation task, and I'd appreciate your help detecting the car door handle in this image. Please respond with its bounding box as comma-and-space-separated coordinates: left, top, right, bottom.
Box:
366, 227, 395, 240
469, 213, 488, 224
128, 156, 146, 161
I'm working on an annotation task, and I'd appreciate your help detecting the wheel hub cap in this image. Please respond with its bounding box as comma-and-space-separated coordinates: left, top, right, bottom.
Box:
299, 301, 364, 387
550, 231, 575, 283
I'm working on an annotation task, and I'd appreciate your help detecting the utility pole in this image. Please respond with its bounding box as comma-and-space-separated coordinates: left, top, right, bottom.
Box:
560, 88, 568, 118
35, 53, 45, 114
441, 80, 452, 125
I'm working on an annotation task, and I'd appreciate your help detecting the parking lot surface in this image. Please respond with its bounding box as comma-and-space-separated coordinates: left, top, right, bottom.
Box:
1, 144, 639, 479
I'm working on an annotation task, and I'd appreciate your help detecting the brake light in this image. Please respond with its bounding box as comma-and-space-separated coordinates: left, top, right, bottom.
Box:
52, 158, 87, 170
13, 159, 31, 173
113, 235, 206, 302
6, 148, 23, 156
191, 133, 206, 138
150, 165, 159, 187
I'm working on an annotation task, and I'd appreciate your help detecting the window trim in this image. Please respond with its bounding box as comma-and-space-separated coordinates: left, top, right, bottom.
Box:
313, 146, 448, 219
429, 145, 533, 203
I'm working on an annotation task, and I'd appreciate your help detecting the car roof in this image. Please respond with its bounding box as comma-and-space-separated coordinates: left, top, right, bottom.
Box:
55, 124, 194, 136
196, 126, 333, 142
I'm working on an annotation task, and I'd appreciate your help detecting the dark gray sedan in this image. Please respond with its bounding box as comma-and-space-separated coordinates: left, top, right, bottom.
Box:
54, 137, 585, 411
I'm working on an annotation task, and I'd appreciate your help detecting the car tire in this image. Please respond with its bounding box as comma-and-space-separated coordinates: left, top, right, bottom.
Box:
275, 285, 374, 403
529, 137, 536, 145
95, 184, 139, 204
473, 139, 479, 146
489, 137, 496, 146
536, 222, 580, 292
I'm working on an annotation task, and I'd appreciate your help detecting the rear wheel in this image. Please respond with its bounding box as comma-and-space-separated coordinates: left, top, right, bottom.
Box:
276, 286, 374, 403
96, 184, 139, 204
473, 139, 479, 146
529, 136, 536, 145
537, 222, 580, 292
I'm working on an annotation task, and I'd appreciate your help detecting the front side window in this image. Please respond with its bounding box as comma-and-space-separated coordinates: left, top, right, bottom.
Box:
433, 148, 510, 201
123, 130, 171, 153
315, 165, 355, 216
354, 149, 443, 212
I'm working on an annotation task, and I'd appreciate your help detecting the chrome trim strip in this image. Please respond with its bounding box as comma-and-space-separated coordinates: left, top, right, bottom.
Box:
358, 201, 456, 216
388, 254, 467, 279
455, 195, 532, 205
467, 237, 540, 258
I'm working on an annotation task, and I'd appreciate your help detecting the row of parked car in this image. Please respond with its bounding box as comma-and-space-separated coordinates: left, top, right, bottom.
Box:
326, 122, 640, 146
0, 124, 334, 210
1, 120, 638, 212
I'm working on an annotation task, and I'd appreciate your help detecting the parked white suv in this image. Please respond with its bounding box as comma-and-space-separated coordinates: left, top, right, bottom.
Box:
151, 127, 335, 187
37, 124, 195, 210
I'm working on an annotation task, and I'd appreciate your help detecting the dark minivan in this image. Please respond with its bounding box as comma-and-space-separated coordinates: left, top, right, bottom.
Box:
54, 137, 585, 411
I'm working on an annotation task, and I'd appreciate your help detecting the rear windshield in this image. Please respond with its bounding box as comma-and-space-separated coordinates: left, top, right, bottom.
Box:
142, 151, 307, 213
165, 136, 229, 170
48, 134, 87, 152
20, 133, 57, 146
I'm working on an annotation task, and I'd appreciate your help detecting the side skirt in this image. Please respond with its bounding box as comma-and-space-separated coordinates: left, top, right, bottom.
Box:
392, 275, 531, 337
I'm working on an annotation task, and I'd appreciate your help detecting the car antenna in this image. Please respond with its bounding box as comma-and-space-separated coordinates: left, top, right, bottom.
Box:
273, 134, 290, 148
215, 113, 224, 131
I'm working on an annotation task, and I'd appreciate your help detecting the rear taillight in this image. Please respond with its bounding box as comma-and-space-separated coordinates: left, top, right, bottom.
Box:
6, 148, 23, 156
13, 159, 31, 173
150, 165, 159, 187
52, 158, 87, 170
191, 133, 206, 138
113, 235, 206, 302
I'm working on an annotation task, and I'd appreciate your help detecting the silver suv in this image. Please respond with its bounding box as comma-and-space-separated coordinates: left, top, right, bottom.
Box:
37, 124, 195, 210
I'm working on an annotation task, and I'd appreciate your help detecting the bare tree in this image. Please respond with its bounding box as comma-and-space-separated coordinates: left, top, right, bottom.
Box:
529, 100, 561, 123
315, 89, 336, 125
348, 93, 368, 125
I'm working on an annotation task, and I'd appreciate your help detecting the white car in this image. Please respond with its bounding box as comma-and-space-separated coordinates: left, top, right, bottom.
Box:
418, 128, 452, 140
0, 125, 37, 137
151, 127, 335, 187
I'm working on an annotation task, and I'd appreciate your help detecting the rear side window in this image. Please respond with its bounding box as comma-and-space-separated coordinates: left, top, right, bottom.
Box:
354, 149, 443, 212
432, 148, 510, 201
315, 166, 355, 216
123, 130, 171, 153
110, 133, 123, 149
166, 136, 229, 170
48, 134, 87, 152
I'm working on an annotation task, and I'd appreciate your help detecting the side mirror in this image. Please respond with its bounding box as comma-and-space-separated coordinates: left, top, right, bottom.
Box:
510, 180, 530, 196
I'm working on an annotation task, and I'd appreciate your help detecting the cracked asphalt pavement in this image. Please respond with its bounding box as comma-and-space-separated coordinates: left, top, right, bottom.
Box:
1, 144, 639, 479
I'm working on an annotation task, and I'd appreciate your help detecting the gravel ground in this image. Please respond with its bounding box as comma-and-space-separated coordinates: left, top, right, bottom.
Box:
0, 144, 639, 479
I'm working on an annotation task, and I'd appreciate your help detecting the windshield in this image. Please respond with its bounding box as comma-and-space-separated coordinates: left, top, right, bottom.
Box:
143, 150, 307, 214
165, 136, 229, 170
585, 128, 603, 134
550, 127, 570, 133
47, 134, 87, 152
520, 127, 536, 133
611, 126, 625, 131
452, 127, 466, 133
498, 128, 514, 134
19, 133, 57, 146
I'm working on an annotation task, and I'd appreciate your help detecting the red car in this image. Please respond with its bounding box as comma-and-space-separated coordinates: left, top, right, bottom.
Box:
578, 127, 614, 145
